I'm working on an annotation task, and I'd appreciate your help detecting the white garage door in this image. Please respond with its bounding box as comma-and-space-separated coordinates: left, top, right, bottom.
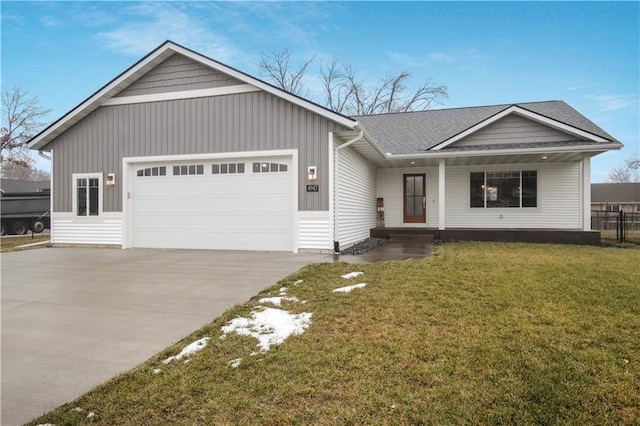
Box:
130, 157, 293, 251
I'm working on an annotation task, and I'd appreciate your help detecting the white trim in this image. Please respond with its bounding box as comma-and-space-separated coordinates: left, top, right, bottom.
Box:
438, 159, 446, 230
582, 153, 591, 231
49, 149, 54, 243
71, 172, 104, 219
431, 106, 610, 151
102, 84, 260, 106
388, 143, 620, 160
121, 149, 299, 252
328, 132, 336, 246
30, 41, 356, 151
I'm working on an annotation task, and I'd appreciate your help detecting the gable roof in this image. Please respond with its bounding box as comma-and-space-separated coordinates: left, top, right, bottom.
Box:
355, 101, 621, 155
591, 183, 640, 203
29, 40, 356, 151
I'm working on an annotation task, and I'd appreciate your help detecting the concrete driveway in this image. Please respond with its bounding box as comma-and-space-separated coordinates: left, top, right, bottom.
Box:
1, 247, 329, 425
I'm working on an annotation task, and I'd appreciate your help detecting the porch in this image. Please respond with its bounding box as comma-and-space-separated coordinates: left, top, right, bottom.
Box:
370, 227, 601, 246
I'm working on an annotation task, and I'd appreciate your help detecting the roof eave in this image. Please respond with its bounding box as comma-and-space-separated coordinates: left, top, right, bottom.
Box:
29, 40, 357, 151
386, 142, 623, 160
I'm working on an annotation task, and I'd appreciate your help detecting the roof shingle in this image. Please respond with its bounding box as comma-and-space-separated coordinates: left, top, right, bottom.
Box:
355, 100, 619, 155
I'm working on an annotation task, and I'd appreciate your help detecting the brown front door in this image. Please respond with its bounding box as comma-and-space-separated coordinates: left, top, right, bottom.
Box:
404, 174, 426, 223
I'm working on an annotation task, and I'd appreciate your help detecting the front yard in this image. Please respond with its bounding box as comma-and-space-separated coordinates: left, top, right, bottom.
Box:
1, 235, 51, 252
30, 243, 639, 425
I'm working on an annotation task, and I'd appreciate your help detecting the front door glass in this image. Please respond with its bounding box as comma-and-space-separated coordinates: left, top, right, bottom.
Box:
404, 174, 425, 223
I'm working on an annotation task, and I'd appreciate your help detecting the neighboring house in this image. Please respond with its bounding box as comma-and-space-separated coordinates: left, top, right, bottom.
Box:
591, 183, 640, 213
28, 41, 622, 251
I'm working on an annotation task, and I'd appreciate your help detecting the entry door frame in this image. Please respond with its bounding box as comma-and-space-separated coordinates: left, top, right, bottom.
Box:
403, 173, 426, 223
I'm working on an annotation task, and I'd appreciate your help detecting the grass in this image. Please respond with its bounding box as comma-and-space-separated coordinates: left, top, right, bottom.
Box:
29, 243, 640, 425
0, 234, 51, 252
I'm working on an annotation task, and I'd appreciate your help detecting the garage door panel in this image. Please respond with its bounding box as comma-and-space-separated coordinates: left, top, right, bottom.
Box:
131, 158, 293, 251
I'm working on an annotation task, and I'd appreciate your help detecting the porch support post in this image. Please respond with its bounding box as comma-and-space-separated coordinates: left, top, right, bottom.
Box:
438, 158, 446, 230
582, 153, 591, 231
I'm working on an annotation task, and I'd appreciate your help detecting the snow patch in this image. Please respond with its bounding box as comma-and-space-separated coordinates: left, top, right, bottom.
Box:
293, 279, 303, 286
221, 307, 312, 353
229, 358, 242, 368
333, 283, 367, 293
162, 337, 210, 364
258, 296, 299, 306
153, 368, 161, 374
279, 286, 288, 294
87, 412, 95, 418
341, 271, 363, 279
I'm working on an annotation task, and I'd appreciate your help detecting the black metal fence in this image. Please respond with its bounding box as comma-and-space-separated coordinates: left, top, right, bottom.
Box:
591, 210, 640, 243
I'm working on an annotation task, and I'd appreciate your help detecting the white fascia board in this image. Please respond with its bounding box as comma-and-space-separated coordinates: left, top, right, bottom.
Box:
167, 43, 357, 129
29, 47, 174, 151
431, 106, 610, 151
102, 84, 260, 106
122, 149, 298, 165
387, 142, 622, 160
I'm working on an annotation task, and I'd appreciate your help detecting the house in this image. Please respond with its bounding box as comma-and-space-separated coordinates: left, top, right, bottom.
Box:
592, 183, 640, 213
28, 41, 622, 251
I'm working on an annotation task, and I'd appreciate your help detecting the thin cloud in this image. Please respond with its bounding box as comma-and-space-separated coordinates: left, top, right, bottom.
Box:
97, 3, 239, 61
587, 94, 638, 112
428, 49, 489, 64
386, 51, 430, 68
566, 79, 596, 91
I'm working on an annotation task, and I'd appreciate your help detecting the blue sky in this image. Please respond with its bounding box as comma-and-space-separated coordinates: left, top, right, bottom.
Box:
2, 1, 638, 181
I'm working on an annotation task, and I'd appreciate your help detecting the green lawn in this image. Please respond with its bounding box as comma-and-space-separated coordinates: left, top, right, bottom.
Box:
0, 235, 51, 252
30, 243, 640, 425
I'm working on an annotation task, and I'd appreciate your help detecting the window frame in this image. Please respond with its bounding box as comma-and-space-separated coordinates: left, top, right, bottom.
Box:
469, 169, 538, 209
72, 172, 103, 218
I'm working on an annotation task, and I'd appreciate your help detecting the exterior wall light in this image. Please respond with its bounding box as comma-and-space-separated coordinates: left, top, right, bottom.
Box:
307, 166, 317, 181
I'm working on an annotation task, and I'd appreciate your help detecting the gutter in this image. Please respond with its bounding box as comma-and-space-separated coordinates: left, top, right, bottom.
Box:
333, 125, 365, 253
386, 143, 622, 160
38, 150, 52, 161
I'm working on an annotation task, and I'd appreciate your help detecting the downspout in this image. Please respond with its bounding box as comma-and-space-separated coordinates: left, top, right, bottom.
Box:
333, 127, 364, 253
38, 150, 52, 161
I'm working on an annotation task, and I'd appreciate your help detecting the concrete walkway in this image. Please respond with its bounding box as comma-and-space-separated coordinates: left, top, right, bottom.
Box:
1, 248, 329, 426
337, 239, 433, 263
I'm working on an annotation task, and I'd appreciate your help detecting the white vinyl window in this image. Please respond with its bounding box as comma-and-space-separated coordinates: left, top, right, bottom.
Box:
470, 170, 537, 208
73, 173, 103, 217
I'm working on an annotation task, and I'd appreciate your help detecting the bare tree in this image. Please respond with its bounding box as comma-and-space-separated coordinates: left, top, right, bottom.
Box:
1, 87, 51, 180
1, 150, 49, 180
260, 49, 448, 115
258, 49, 314, 98
626, 152, 640, 171
607, 153, 640, 183
608, 166, 634, 183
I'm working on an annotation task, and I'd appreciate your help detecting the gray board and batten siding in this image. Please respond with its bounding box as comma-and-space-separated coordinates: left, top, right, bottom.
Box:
49, 89, 348, 213
115, 54, 244, 97
451, 113, 578, 147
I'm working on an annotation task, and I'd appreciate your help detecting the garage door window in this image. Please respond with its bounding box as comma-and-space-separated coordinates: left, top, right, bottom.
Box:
173, 165, 204, 176
73, 173, 102, 217
253, 162, 288, 173
137, 166, 166, 177
212, 163, 245, 174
